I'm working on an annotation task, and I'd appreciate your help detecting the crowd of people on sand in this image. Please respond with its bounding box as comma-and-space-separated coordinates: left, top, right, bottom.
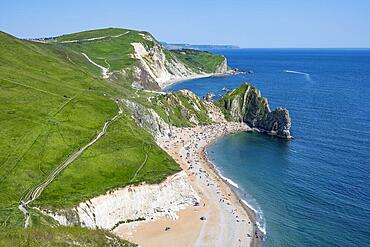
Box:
158, 123, 259, 243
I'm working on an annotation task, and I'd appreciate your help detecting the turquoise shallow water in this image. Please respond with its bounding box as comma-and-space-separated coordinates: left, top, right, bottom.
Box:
166, 49, 370, 246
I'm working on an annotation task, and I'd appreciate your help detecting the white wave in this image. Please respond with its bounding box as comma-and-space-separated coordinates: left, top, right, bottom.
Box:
206, 153, 266, 235
241, 199, 267, 235
285, 70, 312, 82
219, 173, 239, 188
207, 158, 240, 188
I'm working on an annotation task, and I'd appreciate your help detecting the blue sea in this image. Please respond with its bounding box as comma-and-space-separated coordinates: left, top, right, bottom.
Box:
166, 49, 370, 246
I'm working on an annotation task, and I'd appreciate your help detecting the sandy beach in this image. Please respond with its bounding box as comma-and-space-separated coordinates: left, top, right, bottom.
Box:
115, 122, 262, 247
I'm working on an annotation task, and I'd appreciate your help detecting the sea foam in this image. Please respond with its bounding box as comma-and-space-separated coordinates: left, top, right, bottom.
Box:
241, 199, 266, 235
207, 154, 266, 235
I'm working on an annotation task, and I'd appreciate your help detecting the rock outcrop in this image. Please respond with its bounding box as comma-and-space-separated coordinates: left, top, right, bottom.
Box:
123, 99, 173, 138
216, 83, 292, 139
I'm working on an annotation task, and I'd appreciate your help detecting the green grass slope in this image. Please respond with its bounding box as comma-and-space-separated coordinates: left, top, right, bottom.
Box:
55, 28, 145, 72
0, 31, 117, 226
151, 91, 212, 127
0, 31, 179, 231
53, 28, 226, 79
34, 111, 179, 210
169, 49, 226, 73
0, 226, 136, 246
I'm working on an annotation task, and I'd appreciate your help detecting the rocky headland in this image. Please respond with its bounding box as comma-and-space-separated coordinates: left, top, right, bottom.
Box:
216, 83, 292, 139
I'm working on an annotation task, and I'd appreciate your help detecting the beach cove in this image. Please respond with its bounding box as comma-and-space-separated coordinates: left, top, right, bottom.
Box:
115, 121, 265, 246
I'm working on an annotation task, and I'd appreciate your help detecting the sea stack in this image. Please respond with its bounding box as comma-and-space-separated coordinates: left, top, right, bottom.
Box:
216, 83, 292, 139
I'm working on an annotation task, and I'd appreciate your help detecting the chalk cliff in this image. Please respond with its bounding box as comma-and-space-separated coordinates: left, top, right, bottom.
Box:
131, 41, 228, 90
40, 172, 199, 230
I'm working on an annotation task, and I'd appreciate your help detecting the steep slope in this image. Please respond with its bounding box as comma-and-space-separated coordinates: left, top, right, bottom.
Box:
0, 31, 180, 235
216, 83, 292, 138
51, 28, 228, 90
0, 31, 117, 226
123, 90, 217, 138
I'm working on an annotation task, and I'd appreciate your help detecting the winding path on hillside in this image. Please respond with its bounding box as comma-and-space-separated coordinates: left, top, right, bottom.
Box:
82, 53, 110, 78
59, 31, 130, 44
19, 102, 123, 228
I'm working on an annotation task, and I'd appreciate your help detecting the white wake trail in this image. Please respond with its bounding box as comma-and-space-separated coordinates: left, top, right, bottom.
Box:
285, 70, 312, 82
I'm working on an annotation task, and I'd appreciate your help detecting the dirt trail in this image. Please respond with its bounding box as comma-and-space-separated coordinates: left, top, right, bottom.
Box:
59, 31, 130, 44
19, 102, 123, 227
82, 53, 109, 78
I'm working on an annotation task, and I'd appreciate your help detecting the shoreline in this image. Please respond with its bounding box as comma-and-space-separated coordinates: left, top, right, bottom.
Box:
115, 123, 262, 246
160, 70, 235, 90
202, 142, 265, 246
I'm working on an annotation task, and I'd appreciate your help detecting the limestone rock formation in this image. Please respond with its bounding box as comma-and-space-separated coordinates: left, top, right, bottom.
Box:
216, 83, 292, 139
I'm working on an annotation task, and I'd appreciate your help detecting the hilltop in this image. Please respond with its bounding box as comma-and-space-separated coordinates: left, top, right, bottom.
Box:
32, 28, 229, 90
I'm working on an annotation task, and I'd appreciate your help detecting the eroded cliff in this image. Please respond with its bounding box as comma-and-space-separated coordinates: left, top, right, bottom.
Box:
131, 40, 228, 90
216, 83, 292, 139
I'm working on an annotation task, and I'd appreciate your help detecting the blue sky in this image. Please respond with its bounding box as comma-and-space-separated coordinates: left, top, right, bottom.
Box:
1, 0, 369, 48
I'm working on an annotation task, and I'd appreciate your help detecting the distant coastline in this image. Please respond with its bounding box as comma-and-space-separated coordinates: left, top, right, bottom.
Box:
161, 42, 239, 50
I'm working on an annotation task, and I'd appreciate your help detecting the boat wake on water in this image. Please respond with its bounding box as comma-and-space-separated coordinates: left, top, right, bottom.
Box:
284, 70, 313, 82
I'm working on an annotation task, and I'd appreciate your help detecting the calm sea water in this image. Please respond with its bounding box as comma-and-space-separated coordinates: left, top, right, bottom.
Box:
166, 49, 370, 246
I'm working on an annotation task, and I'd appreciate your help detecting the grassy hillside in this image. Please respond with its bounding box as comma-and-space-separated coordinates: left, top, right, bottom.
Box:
53, 28, 226, 80
0, 31, 178, 232
170, 49, 226, 73
55, 28, 147, 72
0, 31, 117, 226
34, 111, 179, 210
150, 91, 212, 127
0, 226, 136, 246
0, 27, 223, 245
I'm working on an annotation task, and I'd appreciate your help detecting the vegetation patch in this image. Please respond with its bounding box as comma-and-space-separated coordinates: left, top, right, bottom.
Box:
0, 226, 136, 246
171, 49, 226, 73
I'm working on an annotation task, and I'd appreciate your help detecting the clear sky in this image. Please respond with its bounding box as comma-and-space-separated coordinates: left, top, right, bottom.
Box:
1, 0, 369, 48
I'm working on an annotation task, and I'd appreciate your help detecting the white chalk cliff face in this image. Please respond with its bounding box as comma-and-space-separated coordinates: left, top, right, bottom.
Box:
131, 42, 200, 90
42, 171, 199, 230
131, 42, 227, 90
